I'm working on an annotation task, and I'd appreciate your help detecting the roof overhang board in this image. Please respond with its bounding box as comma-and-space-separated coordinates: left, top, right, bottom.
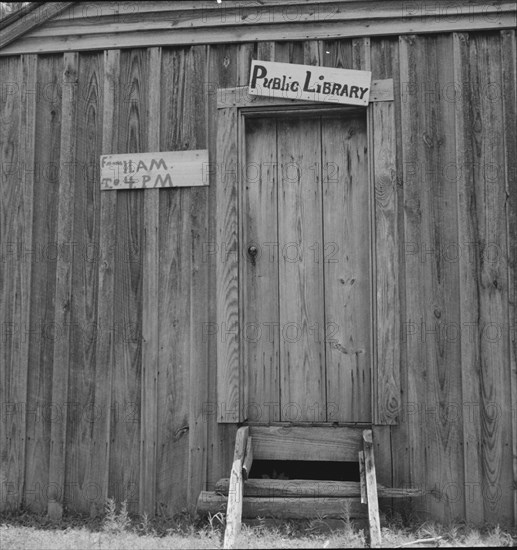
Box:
0, 1, 516, 56
0, 2, 76, 51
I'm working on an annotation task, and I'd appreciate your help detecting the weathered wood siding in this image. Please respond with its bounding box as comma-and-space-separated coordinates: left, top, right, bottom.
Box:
0, 31, 516, 525
1, 1, 515, 54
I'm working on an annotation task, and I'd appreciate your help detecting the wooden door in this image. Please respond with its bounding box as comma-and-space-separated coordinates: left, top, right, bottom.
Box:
243, 113, 371, 423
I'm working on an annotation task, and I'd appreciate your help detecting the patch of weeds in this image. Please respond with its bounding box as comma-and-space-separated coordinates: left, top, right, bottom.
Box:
252, 516, 271, 536
191, 510, 224, 545
339, 499, 354, 532
0, 505, 104, 533
153, 508, 199, 537
2, 505, 516, 549
381, 519, 517, 548
384, 500, 423, 529
192, 511, 224, 547
137, 512, 154, 536
483, 524, 515, 547
416, 520, 442, 539
206, 511, 225, 534
102, 498, 131, 534
238, 523, 259, 547
307, 512, 330, 534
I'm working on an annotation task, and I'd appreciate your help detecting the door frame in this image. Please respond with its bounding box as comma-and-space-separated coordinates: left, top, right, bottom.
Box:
216, 80, 399, 426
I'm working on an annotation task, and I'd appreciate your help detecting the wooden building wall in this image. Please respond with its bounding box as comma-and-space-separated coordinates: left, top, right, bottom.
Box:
1, 30, 516, 525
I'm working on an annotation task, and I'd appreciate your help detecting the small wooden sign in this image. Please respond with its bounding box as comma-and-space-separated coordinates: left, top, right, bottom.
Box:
249, 60, 372, 106
100, 149, 209, 190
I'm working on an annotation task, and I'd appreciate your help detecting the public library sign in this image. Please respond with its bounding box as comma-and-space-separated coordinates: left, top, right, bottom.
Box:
248, 60, 372, 106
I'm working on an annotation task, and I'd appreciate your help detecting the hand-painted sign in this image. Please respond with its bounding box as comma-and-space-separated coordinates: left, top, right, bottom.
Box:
249, 60, 372, 106
100, 149, 209, 190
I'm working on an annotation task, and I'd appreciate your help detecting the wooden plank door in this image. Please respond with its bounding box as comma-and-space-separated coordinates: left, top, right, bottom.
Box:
243, 113, 371, 423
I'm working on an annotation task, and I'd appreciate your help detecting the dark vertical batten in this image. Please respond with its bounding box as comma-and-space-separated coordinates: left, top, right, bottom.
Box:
48, 50, 79, 520
88, 49, 117, 517
24, 54, 63, 512
0, 55, 22, 512
64, 50, 104, 514
108, 49, 147, 513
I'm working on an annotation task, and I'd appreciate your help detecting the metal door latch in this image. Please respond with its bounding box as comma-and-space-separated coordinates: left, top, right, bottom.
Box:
248, 245, 258, 265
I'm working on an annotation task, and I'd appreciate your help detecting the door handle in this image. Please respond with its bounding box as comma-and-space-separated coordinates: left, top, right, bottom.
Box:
248, 245, 258, 265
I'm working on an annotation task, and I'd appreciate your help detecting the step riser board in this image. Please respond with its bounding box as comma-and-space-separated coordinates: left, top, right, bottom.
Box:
249, 426, 363, 462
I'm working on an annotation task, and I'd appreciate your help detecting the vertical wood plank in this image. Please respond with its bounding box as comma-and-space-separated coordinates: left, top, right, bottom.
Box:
277, 117, 325, 422
243, 117, 279, 423
323, 116, 371, 422
88, 49, 119, 517
108, 49, 147, 513
371, 100, 399, 425
303, 40, 322, 66
370, 39, 395, 80
236, 43, 256, 86
371, 36, 407, 502
24, 54, 63, 512
468, 33, 513, 524
206, 43, 239, 496
187, 44, 209, 511
156, 46, 207, 515
500, 28, 517, 526
431, 35, 465, 519
400, 34, 465, 521
274, 41, 304, 64
320, 39, 353, 70
353, 37, 371, 71
242, 42, 277, 426
206, 43, 219, 493
370, 36, 402, 504
371, 426, 392, 490
156, 48, 191, 515
453, 32, 484, 525
256, 42, 275, 62
48, 51, 79, 519
389, 35, 406, 487
14, 54, 36, 511
369, 39, 400, 429
139, 46, 161, 516
236, 43, 254, 431
155, 177, 190, 514
399, 35, 429, 518
64, 51, 104, 513
216, 105, 239, 423
0, 55, 23, 512
213, 45, 246, 429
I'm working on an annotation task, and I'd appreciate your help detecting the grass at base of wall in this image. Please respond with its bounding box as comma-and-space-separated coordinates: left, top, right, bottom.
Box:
0, 501, 515, 549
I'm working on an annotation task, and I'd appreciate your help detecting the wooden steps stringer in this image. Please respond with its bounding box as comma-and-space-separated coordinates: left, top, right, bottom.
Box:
362, 429, 381, 548
222, 426, 248, 549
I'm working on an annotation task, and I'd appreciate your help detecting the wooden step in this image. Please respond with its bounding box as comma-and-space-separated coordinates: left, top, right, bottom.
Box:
206, 427, 387, 549
197, 491, 367, 520
249, 426, 363, 462
214, 478, 425, 499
